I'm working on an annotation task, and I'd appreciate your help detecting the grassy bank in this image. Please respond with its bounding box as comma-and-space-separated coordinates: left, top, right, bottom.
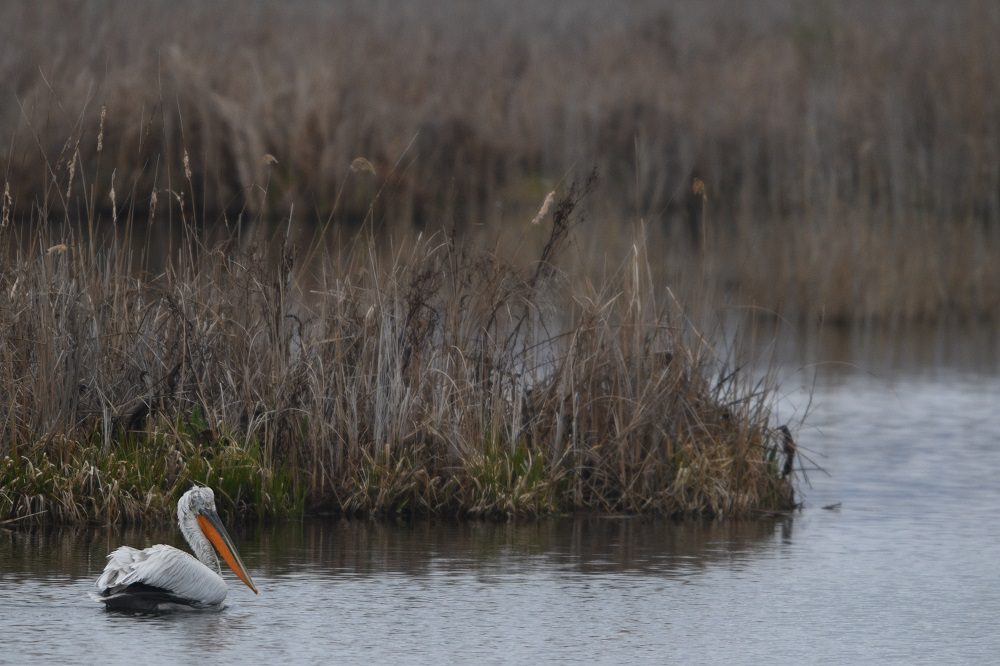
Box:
3, 1, 999, 321
0, 184, 797, 524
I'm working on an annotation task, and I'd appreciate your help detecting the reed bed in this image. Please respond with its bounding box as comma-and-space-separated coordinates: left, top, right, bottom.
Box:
0, 181, 796, 524
3, 1, 999, 322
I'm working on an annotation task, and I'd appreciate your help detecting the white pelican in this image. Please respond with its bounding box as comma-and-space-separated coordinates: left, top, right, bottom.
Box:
93, 486, 259, 612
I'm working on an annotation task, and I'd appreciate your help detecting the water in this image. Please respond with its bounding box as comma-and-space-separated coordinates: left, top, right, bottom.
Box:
2, 348, 1000, 664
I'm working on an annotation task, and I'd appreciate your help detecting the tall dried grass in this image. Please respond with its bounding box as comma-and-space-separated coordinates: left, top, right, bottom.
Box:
0, 178, 796, 523
2, 1, 998, 321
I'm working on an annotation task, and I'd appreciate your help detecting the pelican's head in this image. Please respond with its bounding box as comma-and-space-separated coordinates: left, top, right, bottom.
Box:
179, 486, 259, 595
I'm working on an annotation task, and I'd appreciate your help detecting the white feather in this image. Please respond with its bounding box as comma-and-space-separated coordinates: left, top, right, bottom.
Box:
95, 544, 228, 607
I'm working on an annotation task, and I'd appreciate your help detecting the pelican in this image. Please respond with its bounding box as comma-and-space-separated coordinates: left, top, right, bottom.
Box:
93, 486, 258, 612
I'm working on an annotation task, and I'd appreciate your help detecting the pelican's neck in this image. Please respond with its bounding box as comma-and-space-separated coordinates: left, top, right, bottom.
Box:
178, 503, 221, 574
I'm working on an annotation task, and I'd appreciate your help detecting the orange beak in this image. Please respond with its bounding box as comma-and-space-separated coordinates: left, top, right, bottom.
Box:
197, 511, 259, 594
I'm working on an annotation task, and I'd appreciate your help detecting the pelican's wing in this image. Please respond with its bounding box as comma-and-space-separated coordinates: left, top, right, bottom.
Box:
95, 544, 228, 608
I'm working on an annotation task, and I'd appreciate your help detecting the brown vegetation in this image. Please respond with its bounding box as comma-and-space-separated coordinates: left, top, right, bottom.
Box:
1, 1, 999, 322
0, 180, 796, 523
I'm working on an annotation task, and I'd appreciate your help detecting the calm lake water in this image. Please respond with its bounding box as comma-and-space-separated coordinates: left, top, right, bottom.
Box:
2, 332, 999, 664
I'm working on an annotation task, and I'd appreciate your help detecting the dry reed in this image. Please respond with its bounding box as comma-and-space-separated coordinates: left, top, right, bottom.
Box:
0, 181, 796, 523
1, 1, 998, 322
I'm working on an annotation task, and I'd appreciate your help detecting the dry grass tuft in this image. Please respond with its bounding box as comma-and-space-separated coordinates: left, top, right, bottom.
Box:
0, 184, 796, 524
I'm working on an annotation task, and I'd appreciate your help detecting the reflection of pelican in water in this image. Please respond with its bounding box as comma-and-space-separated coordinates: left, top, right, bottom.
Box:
93, 486, 258, 612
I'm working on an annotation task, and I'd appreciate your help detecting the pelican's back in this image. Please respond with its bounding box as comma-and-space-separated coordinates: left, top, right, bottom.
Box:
95, 544, 228, 611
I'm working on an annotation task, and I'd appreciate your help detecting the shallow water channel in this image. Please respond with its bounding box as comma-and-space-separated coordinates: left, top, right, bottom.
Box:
2, 333, 999, 664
